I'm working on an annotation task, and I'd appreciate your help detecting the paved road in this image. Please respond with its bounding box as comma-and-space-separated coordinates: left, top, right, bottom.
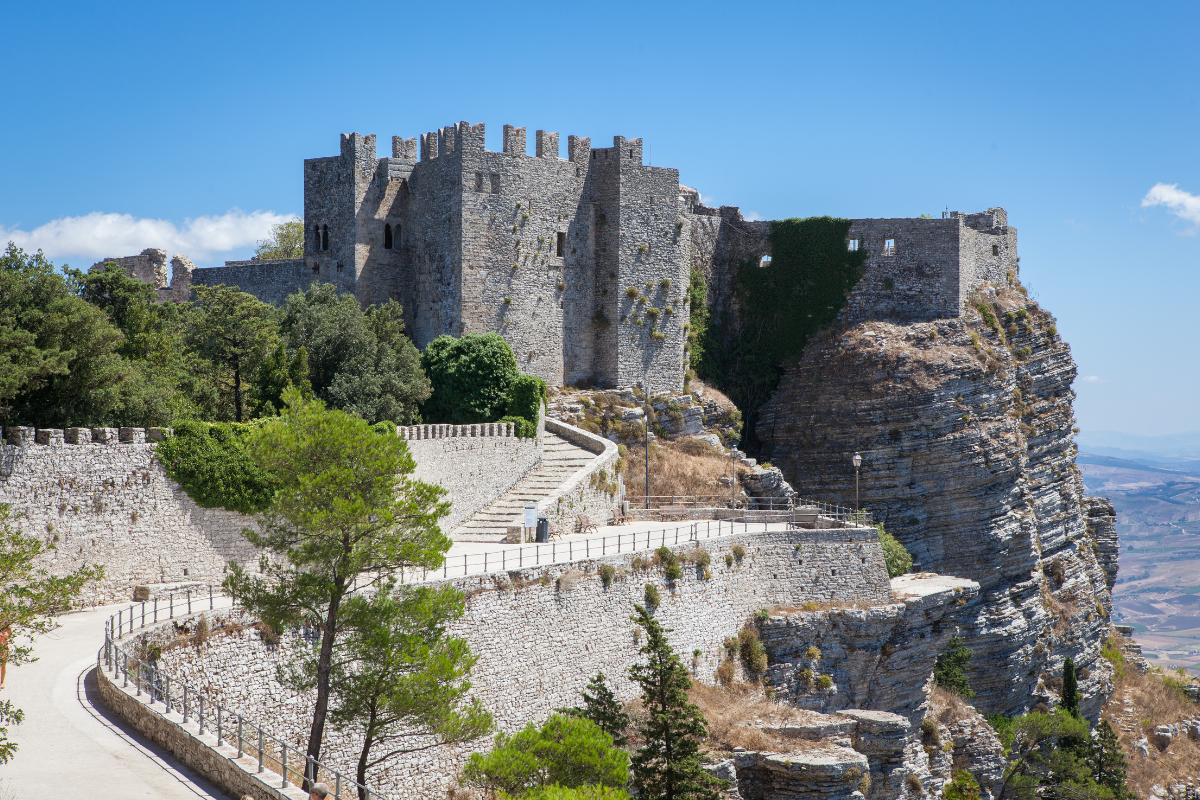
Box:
0, 603, 229, 799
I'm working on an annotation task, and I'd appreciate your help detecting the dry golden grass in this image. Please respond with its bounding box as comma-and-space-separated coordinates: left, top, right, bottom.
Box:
689, 680, 822, 754
1102, 668, 1200, 795
927, 685, 976, 725
767, 599, 884, 615
622, 439, 754, 499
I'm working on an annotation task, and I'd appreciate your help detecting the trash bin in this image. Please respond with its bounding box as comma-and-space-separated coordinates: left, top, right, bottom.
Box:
536, 517, 550, 543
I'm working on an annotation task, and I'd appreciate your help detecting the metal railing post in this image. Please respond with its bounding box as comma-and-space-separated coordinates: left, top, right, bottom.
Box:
238, 715, 243, 758
154, 597, 158, 623
182, 683, 188, 724
209, 585, 213, 610
187, 589, 192, 615
281, 742, 289, 788
169, 592, 174, 618
258, 729, 264, 772
198, 693, 205, 735
165, 674, 171, 714
122, 652, 128, 688
217, 704, 223, 745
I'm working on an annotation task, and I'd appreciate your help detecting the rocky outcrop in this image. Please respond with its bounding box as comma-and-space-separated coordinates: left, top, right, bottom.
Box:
761, 575, 978, 719
756, 284, 1115, 718
1085, 496, 1118, 595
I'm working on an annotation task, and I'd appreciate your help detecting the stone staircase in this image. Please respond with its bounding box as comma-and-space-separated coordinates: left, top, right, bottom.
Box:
450, 432, 596, 542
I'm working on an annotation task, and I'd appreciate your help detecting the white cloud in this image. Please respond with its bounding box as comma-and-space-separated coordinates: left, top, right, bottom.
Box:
1141, 183, 1200, 230
1080, 375, 1103, 382
0, 209, 298, 263
744, 211, 764, 222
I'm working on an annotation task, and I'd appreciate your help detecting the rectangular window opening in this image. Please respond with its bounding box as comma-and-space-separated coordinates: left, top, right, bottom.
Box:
847, 239, 859, 252
474, 172, 483, 192
490, 173, 500, 193
992, 244, 1000, 256
758, 255, 772, 267
883, 238, 896, 256
556, 232, 566, 257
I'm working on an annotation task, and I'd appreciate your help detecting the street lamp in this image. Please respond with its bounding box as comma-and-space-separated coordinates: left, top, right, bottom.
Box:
852, 451, 862, 514
644, 388, 651, 510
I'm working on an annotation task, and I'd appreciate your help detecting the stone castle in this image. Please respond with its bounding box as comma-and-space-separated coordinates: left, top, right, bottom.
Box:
99, 120, 1019, 392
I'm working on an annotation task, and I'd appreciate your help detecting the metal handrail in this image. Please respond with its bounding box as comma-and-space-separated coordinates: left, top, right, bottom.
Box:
622, 494, 871, 523
101, 586, 388, 800
401, 513, 874, 583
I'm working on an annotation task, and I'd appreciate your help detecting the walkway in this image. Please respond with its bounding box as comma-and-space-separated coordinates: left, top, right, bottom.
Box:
450, 431, 596, 542
0, 601, 232, 798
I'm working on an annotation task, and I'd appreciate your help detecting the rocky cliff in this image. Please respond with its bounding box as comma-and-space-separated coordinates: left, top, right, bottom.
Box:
756, 283, 1117, 717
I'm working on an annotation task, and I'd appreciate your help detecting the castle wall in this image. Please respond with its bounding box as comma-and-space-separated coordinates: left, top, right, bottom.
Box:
189, 259, 310, 305
0, 435, 260, 604
137, 525, 894, 798
685, 202, 772, 336
0, 424, 539, 603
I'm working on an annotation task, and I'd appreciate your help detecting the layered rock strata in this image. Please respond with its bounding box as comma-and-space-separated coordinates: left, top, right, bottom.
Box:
756, 283, 1116, 717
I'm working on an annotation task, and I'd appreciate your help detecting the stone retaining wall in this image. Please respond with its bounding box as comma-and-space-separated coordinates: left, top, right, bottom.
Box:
132, 526, 893, 798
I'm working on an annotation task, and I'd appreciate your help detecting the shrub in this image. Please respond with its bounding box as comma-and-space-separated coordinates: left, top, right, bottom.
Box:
557, 281, 566, 291
691, 549, 711, 570
877, 525, 913, 578
905, 774, 923, 793
499, 415, 537, 438
598, 564, 616, 589
815, 674, 833, 690
714, 660, 735, 686
723, 637, 740, 660
738, 625, 767, 675
943, 771, 981, 800
731, 545, 746, 562
644, 583, 661, 608
155, 422, 278, 514
724, 554, 734, 568
660, 278, 671, 289
798, 668, 814, 688
934, 636, 975, 698
506, 373, 548, 430
421, 333, 520, 424
654, 546, 682, 581
804, 645, 821, 660
625, 286, 640, 298
462, 714, 629, 796
518, 786, 631, 800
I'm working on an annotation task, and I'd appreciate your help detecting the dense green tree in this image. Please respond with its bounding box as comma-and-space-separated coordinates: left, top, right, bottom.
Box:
223, 390, 449, 783
1087, 721, 1133, 799
288, 582, 492, 799
279, 284, 430, 424
934, 636, 975, 698
421, 332, 519, 424
0, 244, 131, 427
185, 284, 279, 422
251, 341, 311, 417
628, 605, 727, 800
943, 771, 981, 800
254, 219, 305, 260
995, 711, 1116, 800
463, 713, 629, 797
0, 504, 103, 762
1062, 656, 1080, 718
560, 673, 631, 746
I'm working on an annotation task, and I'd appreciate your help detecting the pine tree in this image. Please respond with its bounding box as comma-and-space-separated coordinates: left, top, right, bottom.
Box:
1088, 720, 1134, 798
1062, 656, 1080, 718
628, 605, 727, 800
933, 636, 975, 698
561, 673, 631, 746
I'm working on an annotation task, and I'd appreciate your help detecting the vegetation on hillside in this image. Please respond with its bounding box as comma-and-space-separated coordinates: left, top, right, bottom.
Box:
695, 217, 867, 454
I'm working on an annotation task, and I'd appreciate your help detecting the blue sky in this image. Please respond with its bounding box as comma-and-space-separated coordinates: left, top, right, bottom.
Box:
2, 1, 1197, 436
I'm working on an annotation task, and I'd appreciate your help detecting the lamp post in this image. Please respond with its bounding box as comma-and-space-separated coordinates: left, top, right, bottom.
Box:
852, 451, 862, 515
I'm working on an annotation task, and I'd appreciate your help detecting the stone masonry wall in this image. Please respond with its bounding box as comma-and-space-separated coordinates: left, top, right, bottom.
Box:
139, 526, 894, 798
1, 421, 543, 603
0, 432, 260, 604
190, 258, 312, 306
400, 422, 541, 534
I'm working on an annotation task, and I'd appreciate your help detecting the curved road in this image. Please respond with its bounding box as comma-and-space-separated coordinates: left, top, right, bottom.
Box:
0, 603, 229, 798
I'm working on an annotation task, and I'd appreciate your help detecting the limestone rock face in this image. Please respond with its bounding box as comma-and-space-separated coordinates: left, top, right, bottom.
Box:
756, 284, 1115, 717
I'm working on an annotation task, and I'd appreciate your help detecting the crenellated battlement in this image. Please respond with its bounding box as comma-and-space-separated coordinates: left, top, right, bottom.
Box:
3, 426, 170, 447
397, 422, 517, 440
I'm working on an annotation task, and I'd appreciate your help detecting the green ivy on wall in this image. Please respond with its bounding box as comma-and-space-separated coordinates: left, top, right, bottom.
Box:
697, 216, 867, 453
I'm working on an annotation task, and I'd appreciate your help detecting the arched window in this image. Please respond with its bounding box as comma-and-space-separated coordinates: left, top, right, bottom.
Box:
384, 223, 393, 249
321, 225, 329, 251
313, 224, 320, 251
